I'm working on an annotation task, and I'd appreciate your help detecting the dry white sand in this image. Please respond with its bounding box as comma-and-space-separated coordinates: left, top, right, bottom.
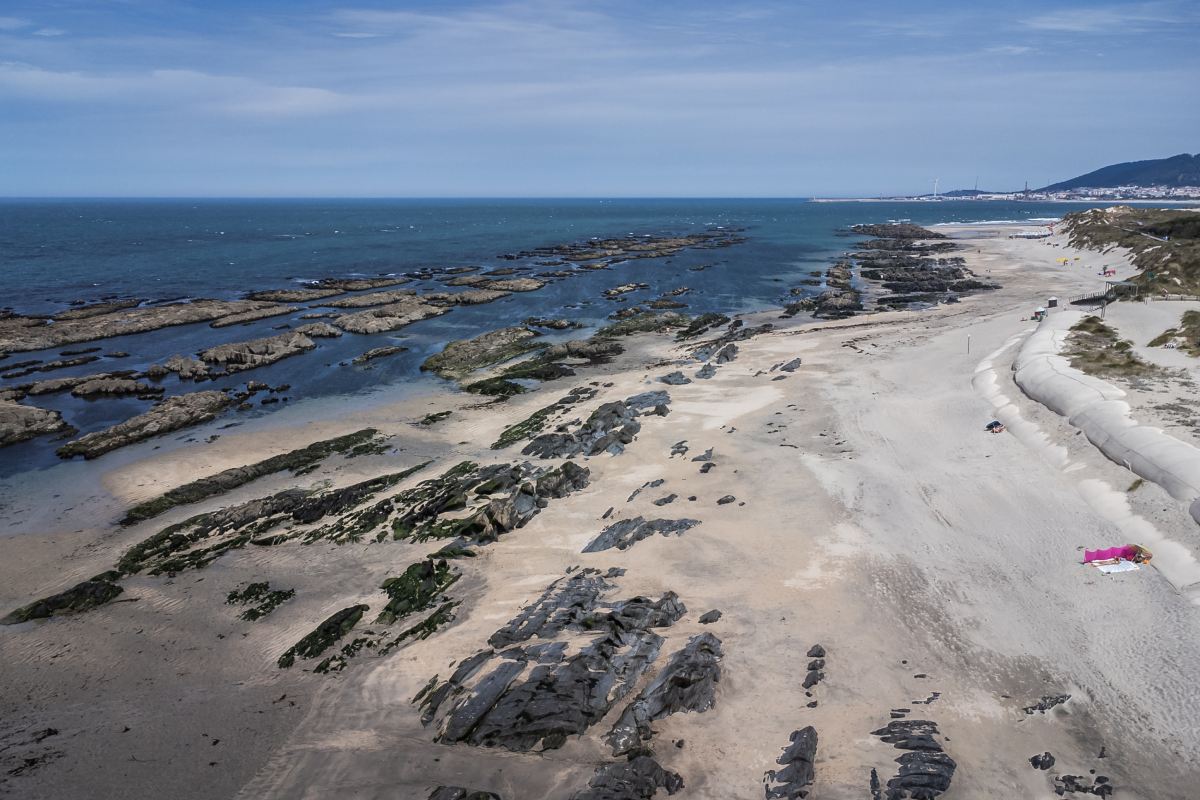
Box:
2, 224, 1199, 799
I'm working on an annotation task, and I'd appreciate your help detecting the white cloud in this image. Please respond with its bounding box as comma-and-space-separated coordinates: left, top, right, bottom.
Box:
1022, 3, 1182, 33
0, 62, 351, 117
0, 16, 31, 30
331, 32, 384, 39
986, 45, 1035, 55
33, 28, 67, 37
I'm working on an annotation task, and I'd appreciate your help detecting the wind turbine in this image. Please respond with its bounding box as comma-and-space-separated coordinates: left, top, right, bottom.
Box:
932, 177, 940, 200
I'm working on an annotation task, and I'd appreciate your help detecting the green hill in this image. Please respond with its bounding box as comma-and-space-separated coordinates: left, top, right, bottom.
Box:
1041, 153, 1200, 191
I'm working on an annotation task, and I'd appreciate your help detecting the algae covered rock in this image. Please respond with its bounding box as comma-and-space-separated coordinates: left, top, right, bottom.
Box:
278, 604, 369, 668
3, 574, 124, 624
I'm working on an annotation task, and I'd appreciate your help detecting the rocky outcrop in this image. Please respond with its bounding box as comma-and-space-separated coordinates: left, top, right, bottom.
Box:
247, 287, 346, 303
0, 400, 68, 446
199, 331, 317, 373
421, 327, 544, 379
597, 312, 689, 338
146, 354, 210, 380
0, 299, 292, 352
870, 719, 956, 799
314, 277, 408, 291
333, 297, 450, 334
417, 568, 687, 752
500, 229, 744, 264
120, 428, 382, 524
524, 318, 582, 330
606, 632, 722, 755
522, 391, 670, 459
71, 378, 163, 398
2, 573, 124, 624
325, 289, 418, 308
428, 787, 501, 800
583, 517, 700, 552
277, 604, 369, 668
353, 345, 408, 365
57, 390, 232, 459
209, 304, 296, 328
765, 727, 818, 799
850, 223, 947, 240
491, 387, 599, 449
53, 299, 142, 320
571, 756, 683, 800
295, 322, 342, 338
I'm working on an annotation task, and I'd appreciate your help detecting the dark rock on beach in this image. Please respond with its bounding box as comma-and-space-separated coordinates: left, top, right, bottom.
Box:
2, 574, 124, 624
606, 632, 723, 755
764, 726, 818, 799
583, 517, 700, 552
571, 755, 684, 800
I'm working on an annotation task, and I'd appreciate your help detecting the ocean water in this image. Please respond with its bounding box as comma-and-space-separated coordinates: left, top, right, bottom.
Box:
0, 198, 1110, 477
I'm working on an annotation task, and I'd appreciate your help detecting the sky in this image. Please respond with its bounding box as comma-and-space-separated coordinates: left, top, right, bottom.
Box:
0, 0, 1197, 197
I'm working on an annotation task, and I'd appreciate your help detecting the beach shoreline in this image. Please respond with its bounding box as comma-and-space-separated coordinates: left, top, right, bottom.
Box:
3, 221, 1200, 799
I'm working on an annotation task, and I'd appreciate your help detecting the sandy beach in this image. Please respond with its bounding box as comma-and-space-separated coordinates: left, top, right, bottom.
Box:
3, 222, 1200, 799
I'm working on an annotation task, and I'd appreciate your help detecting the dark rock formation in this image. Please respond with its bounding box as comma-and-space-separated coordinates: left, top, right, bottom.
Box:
121, 428, 384, 524
676, 312, 731, 340
779, 358, 802, 372
352, 345, 408, 364
695, 363, 718, 379
658, 371, 691, 385
418, 569, 687, 752
522, 392, 669, 459
764, 726, 818, 799
698, 610, 722, 624
278, 604, 369, 668
870, 719, 956, 799
421, 326, 544, 379
1053, 774, 1114, 797
717, 495, 735, 505
491, 386, 598, 450
570, 754, 683, 800
427, 787, 502, 800
2, 574, 123, 624
1024, 694, 1071, 714
850, 223, 947, 240
1030, 752, 1055, 770
607, 632, 723, 755
583, 517, 701, 552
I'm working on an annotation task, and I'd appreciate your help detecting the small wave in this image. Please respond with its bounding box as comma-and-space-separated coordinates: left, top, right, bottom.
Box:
938, 218, 1059, 226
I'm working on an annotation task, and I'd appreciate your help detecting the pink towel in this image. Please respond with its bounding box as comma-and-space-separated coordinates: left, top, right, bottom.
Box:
1084, 545, 1136, 563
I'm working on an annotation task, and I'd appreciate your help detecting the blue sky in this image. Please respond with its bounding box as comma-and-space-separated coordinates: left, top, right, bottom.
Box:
0, 1, 1196, 196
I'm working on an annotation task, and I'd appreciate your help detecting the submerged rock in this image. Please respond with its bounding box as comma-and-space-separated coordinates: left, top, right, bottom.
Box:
353, 344, 408, 365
